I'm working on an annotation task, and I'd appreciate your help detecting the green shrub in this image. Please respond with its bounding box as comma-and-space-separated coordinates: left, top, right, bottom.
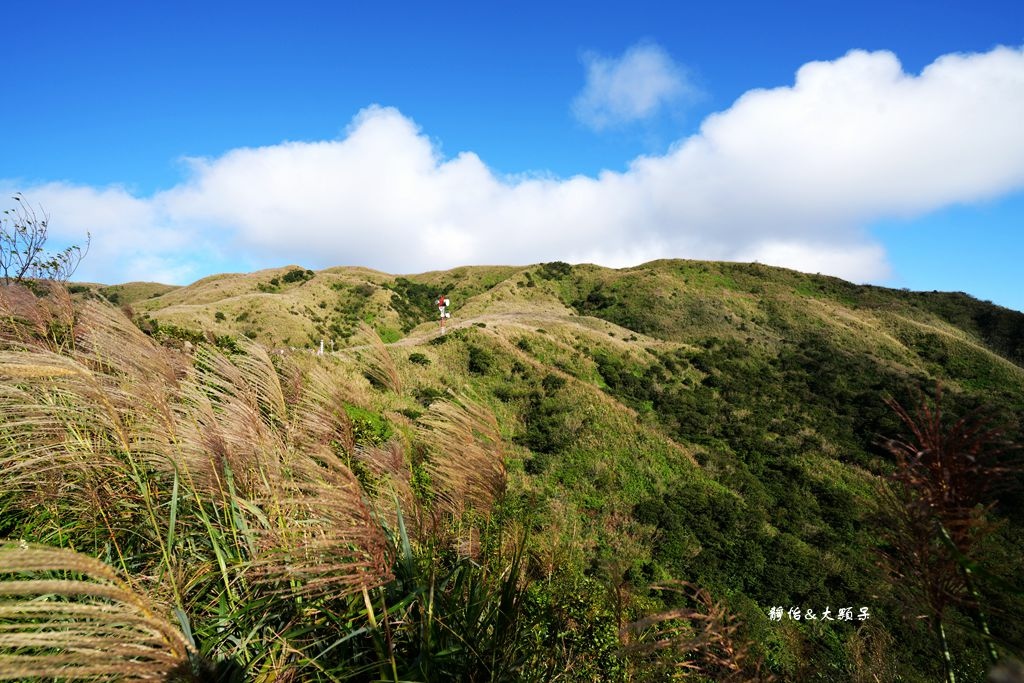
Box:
378, 326, 401, 344
282, 268, 314, 284
519, 573, 626, 680
385, 277, 453, 332
408, 352, 431, 366
414, 386, 446, 407
467, 345, 495, 375
353, 283, 375, 297
541, 373, 566, 393
536, 261, 573, 280
516, 390, 572, 456
343, 405, 393, 446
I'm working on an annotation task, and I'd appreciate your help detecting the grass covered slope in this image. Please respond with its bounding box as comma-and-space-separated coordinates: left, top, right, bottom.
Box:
7, 261, 1024, 680
122, 259, 1023, 375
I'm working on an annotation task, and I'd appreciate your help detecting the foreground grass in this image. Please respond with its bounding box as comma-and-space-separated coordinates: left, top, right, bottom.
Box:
4, 279, 1023, 681
1, 284, 772, 681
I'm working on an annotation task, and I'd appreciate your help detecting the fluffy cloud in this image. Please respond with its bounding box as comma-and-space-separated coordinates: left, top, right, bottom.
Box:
0, 181, 210, 284
572, 42, 695, 130
5, 46, 1024, 286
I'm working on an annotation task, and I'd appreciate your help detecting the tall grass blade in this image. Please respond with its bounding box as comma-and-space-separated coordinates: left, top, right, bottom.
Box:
355, 322, 402, 394
0, 542, 197, 681
416, 394, 506, 519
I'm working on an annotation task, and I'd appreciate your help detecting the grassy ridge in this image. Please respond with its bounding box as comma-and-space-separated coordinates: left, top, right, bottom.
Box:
5, 260, 1024, 680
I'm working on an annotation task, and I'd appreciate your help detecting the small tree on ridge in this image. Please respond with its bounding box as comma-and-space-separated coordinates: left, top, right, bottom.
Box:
1, 193, 90, 285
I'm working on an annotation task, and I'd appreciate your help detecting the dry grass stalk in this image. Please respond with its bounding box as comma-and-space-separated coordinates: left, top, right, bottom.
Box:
0, 283, 76, 352
353, 439, 408, 479
0, 354, 140, 515
354, 439, 418, 523
168, 342, 396, 599
846, 620, 898, 683
1, 303, 194, 567
72, 300, 180, 385
882, 388, 1014, 523
2, 289, 395, 609
288, 363, 356, 456
416, 394, 506, 517
253, 447, 392, 599
622, 582, 772, 682
874, 478, 966, 622
877, 389, 1019, 675
0, 543, 194, 681
172, 343, 290, 499
0, 300, 183, 477
355, 321, 401, 394
0, 355, 83, 378
172, 345, 395, 598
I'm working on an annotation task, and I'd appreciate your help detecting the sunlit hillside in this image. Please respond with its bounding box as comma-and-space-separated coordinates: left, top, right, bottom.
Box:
3, 260, 1023, 681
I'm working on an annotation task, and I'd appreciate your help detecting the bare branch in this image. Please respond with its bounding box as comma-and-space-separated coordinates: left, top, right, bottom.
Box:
1, 193, 89, 285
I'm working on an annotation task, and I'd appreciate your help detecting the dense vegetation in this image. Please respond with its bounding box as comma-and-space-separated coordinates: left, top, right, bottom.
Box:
3, 259, 1023, 681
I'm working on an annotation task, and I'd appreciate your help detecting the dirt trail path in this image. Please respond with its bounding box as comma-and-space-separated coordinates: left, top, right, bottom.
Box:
397, 311, 578, 345
331, 310, 584, 354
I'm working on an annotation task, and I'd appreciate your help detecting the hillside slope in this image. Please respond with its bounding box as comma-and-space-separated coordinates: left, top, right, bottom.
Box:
60, 260, 1024, 680
93, 259, 1024, 404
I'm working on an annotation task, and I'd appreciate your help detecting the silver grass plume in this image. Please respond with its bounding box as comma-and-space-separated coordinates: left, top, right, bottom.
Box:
0, 542, 196, 681
416, 394, 506, 517
354, 322, 402, 394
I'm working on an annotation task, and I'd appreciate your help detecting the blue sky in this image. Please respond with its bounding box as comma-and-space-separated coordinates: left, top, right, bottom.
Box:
2, 1, 1023, 311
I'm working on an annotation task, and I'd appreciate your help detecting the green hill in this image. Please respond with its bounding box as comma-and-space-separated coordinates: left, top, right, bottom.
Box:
4, 260, 1023, 681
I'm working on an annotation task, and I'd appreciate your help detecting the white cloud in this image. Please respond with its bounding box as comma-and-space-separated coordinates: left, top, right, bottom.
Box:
4, 46, 1024, 286
572, 42, 695, 130
734, 241, 890, 281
